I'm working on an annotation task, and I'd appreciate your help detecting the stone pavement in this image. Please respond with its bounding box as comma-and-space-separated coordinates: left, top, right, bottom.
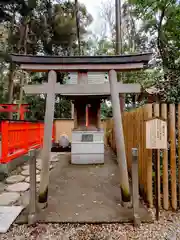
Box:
0, 152, 59, 207
16, 149, 152, 224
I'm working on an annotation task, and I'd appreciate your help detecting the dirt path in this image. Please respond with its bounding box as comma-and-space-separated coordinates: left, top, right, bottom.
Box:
17, 149, 151, 223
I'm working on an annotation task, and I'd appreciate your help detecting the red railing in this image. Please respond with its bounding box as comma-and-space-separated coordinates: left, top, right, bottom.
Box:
0, 121, 55, 164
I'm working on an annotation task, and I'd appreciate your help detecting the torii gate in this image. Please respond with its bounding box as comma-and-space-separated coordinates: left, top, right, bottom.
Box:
0, 104, 29, 120
11, 53, 152, 206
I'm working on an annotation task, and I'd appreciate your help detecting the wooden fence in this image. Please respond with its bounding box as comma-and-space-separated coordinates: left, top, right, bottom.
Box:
104, 103, 179, 210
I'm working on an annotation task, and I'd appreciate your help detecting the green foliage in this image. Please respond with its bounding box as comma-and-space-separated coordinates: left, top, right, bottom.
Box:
128, 0, 180, 103
0, 62, 9, 118
0, 0, 37, 22
94, 38, 115, 55
0, 0, 93, 120
25, 95, 45, 120
101, 102, 113, 119
2, 0, 180, 121
54, 97, 71, 119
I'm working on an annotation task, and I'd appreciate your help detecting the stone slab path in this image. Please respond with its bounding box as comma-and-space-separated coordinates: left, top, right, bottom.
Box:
6, 175, 25, 184
0, 152, 59, 207
16, 149, 152, 224
0, 192, 20, 206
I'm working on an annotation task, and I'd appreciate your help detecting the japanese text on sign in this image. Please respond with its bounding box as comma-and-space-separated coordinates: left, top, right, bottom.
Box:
146, 118, 167, 149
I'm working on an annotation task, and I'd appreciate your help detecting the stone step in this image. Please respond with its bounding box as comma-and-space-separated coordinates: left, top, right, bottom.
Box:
0, 192, 20, 206
25, 175, 40, 183
6, 175, 25, 184
6, 183, 30, 192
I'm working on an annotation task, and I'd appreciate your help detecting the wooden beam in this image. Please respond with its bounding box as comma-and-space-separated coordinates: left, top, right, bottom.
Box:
20, 63, 144, 72
23, 83, 141, 95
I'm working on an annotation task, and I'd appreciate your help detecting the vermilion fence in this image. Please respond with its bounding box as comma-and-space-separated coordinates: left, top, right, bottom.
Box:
0, 121, 55, 164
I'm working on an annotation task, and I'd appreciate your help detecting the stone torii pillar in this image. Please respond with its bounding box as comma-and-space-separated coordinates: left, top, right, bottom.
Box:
109, 70, 130, 202
24, 70, 57, 205
39, 71, 56, 205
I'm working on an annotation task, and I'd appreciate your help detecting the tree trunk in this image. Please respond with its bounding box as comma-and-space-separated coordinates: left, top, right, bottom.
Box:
115, 0, 122, 55
7, 63, 15, 119
7, 10, 16, 119
75, 0, 81, 55
115, 0, 125, 111
17, 23, 28, 120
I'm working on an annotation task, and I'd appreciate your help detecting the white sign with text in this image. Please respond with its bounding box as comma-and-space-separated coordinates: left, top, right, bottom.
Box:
146, 118, 167, 149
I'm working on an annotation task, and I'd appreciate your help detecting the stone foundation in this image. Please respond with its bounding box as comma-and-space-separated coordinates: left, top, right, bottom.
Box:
71, 130, 104, 164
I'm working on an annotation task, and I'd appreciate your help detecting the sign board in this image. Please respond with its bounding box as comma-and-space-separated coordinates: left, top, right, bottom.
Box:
81, 134, 93, 142
146, 118, 167, 149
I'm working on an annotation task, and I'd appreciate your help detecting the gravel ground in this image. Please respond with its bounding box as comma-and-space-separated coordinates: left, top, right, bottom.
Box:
0, 210, 180, 240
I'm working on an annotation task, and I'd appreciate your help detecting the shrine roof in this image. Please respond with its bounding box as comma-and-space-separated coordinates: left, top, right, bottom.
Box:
10, 53, 152, 65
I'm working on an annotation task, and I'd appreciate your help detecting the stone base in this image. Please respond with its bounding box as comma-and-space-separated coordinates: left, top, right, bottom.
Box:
71, 154, 104, 165
71, 130, 104, 165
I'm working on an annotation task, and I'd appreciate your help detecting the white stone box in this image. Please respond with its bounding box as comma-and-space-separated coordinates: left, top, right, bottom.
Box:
71, 130, 104, 164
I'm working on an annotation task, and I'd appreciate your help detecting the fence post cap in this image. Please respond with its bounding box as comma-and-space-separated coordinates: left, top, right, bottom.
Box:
132, 148, 138, 157
28, 149, 37, 157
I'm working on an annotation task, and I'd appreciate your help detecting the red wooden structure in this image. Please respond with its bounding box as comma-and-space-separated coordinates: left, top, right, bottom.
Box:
0, 104, 29, 120
0, 121, 55, 164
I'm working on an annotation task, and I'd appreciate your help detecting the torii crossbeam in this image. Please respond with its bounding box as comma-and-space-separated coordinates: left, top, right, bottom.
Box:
10, 53, 152, 208
24, 82, 141, 95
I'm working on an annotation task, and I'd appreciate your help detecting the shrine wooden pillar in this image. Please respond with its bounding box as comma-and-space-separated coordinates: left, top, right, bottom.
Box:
86, 104, 89, 127
74, 103, 78, 129
71, 102, 74, 119
97, 101, 101, 129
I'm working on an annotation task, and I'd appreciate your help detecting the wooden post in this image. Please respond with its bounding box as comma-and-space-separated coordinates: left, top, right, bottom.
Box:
86, 105, 89, 127
154, 148, 160, 221
71, 102, 74, 119
146, 104, 153, 208
97, 101, 101, 129
17, 72, 25, 120
38, 70, 56, 206
19, 105, 24, 120
169, 104, 177, 210
74, 102, 78, 129
132, 148, 141, 226
109, 69, 130, 202
28, 149, 37, 225
25, 122, 29, 152
161, 103, 169, 210
154, 103, 161, 209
